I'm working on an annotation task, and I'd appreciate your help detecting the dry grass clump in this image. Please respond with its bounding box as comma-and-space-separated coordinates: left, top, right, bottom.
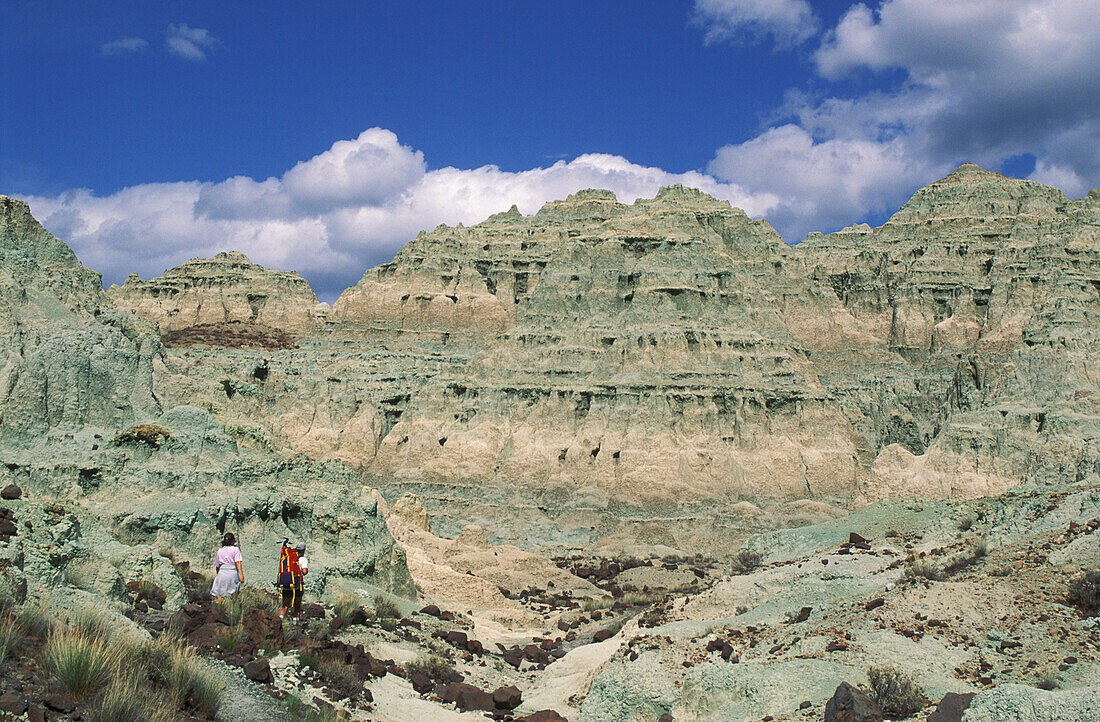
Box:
1035, 667, 1061, 690
0, 614, 19, 662
903, 558, 944, 582
111, 424, 172, 448
44, 628, 120, 697
867, 666, 925, 716
1068, 568, 1100, 616
148, 634, 224, 715
582, 596, 615, 612
15, 600, 53, 638
373, 594, 400, 620
406, 653, 455, 683
730, 548, 763, 575
91, 674, 166, 722
334, 592, 366, 623
318, 659, 362, 699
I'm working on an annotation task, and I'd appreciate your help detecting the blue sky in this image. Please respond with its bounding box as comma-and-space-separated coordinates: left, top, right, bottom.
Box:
3, 1, 1098, 301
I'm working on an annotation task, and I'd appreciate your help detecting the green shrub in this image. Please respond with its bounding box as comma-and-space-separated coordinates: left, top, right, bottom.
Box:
44, 629, 119, 697
868, 666, 925, 716
1068, 568, 1100, 616
111, 424, 172, 449
730, 548, 763, 575
373, 594, 400, 619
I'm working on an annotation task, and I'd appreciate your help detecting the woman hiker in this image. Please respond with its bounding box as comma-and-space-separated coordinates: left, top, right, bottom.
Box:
211, 532, 245, 601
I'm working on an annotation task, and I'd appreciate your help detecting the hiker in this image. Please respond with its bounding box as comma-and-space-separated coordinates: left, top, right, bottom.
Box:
211, 532, 245, 601
278, 540, 309, 621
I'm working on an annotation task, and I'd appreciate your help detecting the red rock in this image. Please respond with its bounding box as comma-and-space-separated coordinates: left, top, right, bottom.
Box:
409, 671, 433, 694
927, 692, 976, 722
244, 658, 273, 683
0, 694, 27, 715
0, 485, 21, 500
824, 682, 883, 722
419, 604, 442, 617
516, 711, 569, 722
493, 685, 522, 710
593, 629, 614, 642
42, 694, 76, 713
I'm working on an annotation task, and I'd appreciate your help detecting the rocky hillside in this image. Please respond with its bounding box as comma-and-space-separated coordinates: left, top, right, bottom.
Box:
108, 251, 328, 335
0, 195, 414, 598
107, 165, 1099, 552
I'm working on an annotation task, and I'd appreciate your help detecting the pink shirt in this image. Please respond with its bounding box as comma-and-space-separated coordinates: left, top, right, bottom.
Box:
215, 545, 243, 569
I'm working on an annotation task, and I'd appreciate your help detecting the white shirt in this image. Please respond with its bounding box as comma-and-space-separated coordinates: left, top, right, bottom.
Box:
299, 555, 309, 573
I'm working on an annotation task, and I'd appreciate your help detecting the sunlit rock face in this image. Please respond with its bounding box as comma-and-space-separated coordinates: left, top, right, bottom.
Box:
797, 164, 1100, 501
108, 251, 327, 335
98, 167, 1100, 549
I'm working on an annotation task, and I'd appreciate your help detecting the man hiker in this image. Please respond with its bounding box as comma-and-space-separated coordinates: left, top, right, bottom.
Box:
278, 540, 309, 621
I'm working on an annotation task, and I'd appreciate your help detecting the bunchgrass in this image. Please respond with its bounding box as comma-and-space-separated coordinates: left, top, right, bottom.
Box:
70, 605, 116, 641
1035, 668, 1061, 690
91, 673, 163, 722
0, 614, 19, 662
17, 600, 55, 638
373, 594, 400, 620
582, 597, 614, 612
44, 628, 119, 698
334, 593, 360, 622
148, 634, 224, 715
405, 653, 454, 683
903, 559, 944, 582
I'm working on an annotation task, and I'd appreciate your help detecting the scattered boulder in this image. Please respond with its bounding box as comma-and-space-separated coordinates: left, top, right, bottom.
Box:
493, 685, 522, 710
927, 691, 976, 722
0, 485, 21, 500
41, 695, 76, 713
244, 658, 273, 684
409, 671, 433, 694
824, 682, 884, 722
0, 694, 26, 715
516, 711, 569, 722
593, 628, 615, 642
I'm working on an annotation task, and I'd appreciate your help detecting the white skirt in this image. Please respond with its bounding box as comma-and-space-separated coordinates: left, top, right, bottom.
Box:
210, 565, 240, 598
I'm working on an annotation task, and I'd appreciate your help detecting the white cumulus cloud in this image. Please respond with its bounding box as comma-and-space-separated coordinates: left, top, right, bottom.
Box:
703, 0, 1100, 241
23, 130, 776, 302
100, 37, 149, 56
165, 24, 219, 61
693, 0, 820, 46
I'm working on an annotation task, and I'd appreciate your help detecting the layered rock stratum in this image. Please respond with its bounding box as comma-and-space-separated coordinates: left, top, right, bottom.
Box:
1, 164, 1099, 721
98, 166, 1100, 553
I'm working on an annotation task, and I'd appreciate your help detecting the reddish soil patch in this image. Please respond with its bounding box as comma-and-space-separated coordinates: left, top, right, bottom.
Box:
162, 322, 297, 350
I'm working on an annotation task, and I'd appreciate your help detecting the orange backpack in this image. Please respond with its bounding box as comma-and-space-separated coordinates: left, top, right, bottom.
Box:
278, 546, 303, 588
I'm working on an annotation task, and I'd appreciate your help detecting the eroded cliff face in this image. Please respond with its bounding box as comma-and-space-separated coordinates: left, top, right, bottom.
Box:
796, 164, 1100, 501
108, 251, 328, 335
95, 166, 1100, 550
0, 196, 161, 435
0, 196, 414, 597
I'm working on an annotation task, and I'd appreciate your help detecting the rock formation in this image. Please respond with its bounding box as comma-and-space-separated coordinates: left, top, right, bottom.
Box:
108, 251, 327, 335
48, 165, 1100, 552
0, 196, 414, 597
